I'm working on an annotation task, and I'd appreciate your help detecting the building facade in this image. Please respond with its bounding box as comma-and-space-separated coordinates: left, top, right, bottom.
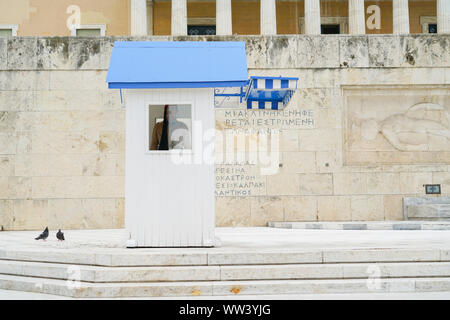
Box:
0, 1, 449, 230
0, 0, 448, 36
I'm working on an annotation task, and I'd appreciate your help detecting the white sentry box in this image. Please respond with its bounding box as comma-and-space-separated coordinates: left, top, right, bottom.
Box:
124, 88, 215, 247
106, 41, 249, 247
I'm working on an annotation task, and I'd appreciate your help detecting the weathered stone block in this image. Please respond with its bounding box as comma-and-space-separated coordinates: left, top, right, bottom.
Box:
250, 196, 284, 226
267, 173, 299, 196
296, 88, 340, 110
0, 38, 6, 70
7, 38, 38, 70
112, 198, 125, 228
299, 129, 340, 151
298, 36, 340, 68
0, 111, 17, 132
400, 35, 450, 68
399, 172, 432, 194
368, 36, 401, 67
403, 197, 450, 220
383, 195, 404, 221
49, 71, 108, 91
0, 155, 14, 177
47, 198, 84, 229
407, 204, 450, 219
215, 197, 251, 227
280, 152, 315, 173
244, 36, 268, 69
350, 195, 384, 221
99, 38, 115, 70
80, 199, 115, 229
69, 38, 101, 69
0, 133, 16, 155
298, 173, 333, 195
12, 200, 48, 230
16, 132, 32, 154
279, 129, 299, 152
31, 131, 99, 154
15, 112, 36, 131
37, 38, 70, 69
264, 36, 298, 68
97, 131, 125, 154
283, 196, 317, 221
14, 154, 48, 177
0, 71, 50, 91
0, 200, 13, 230
32, 176, 123, 199
367, 172, 400, 194
432, 172, 450, 195
0, 91, 34, 112
317, 196, 352, 221
339, 36, 369, 68
333, 172, 367, 195
81, 154, 124, 177
315, 151, 343, 173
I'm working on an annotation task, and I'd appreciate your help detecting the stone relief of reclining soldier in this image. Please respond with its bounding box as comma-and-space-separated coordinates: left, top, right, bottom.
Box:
360, 102, 450, 151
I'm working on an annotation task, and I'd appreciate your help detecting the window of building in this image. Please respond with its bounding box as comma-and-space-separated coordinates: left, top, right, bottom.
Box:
321, 24, 340, 34
71, 24, 106, 36
188, 25, 216, 35
0, 25, 18, 37
299, 17, 348, 34
148, 104, 192, 152
428, 24, 437, 34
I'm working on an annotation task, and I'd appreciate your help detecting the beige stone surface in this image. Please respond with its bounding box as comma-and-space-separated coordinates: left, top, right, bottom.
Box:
399, 172, 433, 194
0, 200, 13, 230
250, 197, 284, 226
283, 196, 317, 221
215, 197, 251, 227
432, 172, 450, 196
280, 152, 315, 174
383, 195, 404, 221
1, 35, 450, 230
13, 200, 48, 230
367, 172, 401, 195
350, 195, 384, 221
333, 172, 367, 195
317, 196, 352, 221
267, 173, 300, 196
0, 156, 14, 177
298, 173, 333, 195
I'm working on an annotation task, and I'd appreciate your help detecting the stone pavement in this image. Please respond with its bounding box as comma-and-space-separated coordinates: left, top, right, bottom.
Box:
1, 227, 450, 299
1, 227, 450, 251
1, 226, 450, 253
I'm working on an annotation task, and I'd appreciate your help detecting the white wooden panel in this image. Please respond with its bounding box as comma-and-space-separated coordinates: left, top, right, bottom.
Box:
125, 88, 215, 247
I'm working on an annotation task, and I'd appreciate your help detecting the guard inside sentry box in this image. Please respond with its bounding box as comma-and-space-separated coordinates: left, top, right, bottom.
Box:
148, 104, 192, 151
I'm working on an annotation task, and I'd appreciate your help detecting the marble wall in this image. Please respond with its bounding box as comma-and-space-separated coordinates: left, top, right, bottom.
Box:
0, 35, 449, 230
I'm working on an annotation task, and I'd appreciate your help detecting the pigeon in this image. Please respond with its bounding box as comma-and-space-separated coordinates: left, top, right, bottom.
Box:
35, 227, 49, 241
56, 229, 65, 241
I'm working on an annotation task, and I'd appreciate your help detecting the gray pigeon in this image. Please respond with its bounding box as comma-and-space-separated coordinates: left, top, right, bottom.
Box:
56, 229, 65, 241
35, 227, 49, 240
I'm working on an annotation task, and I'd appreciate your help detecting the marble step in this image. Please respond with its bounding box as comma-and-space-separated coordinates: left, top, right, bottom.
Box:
269, 221, 450, 230
1, 274, 449, 298
407, 204, 450, 220
1, 247, 449, 266
1, 260, 450, 283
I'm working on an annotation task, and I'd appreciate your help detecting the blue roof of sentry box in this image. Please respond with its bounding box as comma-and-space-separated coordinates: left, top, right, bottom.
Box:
106, 41, 249, 89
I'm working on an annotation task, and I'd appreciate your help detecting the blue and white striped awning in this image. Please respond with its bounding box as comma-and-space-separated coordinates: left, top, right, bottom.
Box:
245, 76, 298, 110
